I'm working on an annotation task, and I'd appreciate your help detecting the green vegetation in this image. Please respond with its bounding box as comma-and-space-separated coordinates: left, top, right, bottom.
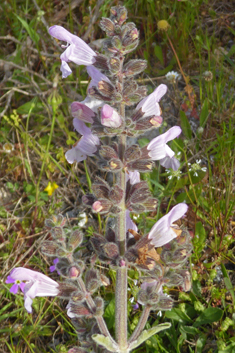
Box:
0, 0, 234, 352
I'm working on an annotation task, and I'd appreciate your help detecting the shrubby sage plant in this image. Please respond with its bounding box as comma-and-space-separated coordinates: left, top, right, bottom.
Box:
6, 6, 192, 353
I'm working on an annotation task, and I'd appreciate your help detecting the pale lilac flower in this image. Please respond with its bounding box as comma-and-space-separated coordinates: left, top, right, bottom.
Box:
126, 170, 140, 185
147, 126, 181, 170
6, 267, 59, 313
71, 101, 95, 124
136, 84, 167, 118
101, 104, 122, 128
48, 26, 96, 78
148, 203, 188, 247
65, 119, 100, 164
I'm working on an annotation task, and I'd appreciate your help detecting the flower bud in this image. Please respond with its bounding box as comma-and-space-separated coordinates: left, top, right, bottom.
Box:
100, 274, 110, 286
109, 185, 124, 203
155, 295, 173, 311
103, 242, 119, 260
68, 265, 82, 279
97, 80, 116, 98
137, 289, 148, 305
135, 116, 162, 131
92, 177, 110, 198
124, 144, 141, 162
69, 303, 92, 318
123, 80, 138, 96
93, 54, 109, 71
99, 145, 118, 160
124, 93, 142, 106
58, 282, 77, 298
109, 57, 121, 74
126, 159, 153, 172
94, 297, 104, 316
72, 290, 85, 302
69, 229, 83, 249
123, 59, 147, 77
101, 104, 122, 128
45, 214, 66, 228
111, 35, 122, 50
92, 200, 112, 214
85, 269, 100, 293
82, 193, 96, 206
108, 158, 123, 172
88, 87, 112, 102
128, 182, 151, 204
41, 241, 59, 256
51, 226, 66, 241
99, 17, 115, 36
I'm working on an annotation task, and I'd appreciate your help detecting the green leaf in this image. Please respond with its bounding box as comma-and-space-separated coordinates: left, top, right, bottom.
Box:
179, 110, 192, 139
196, 334, 207, 353
103, 297, 115, 329
129, 323, 171, 350
192, 280, 202, 298
165, 308, 193, 323
221, 263, 235, 303
193, 221, 206, 254
193, 307, 223, 327
92, 334, 118, 352
200, 98, 209, 128
180, 325, 200, 335
17, 100, 44, 114
154, 45, 164, 65
16, 15, 40, 44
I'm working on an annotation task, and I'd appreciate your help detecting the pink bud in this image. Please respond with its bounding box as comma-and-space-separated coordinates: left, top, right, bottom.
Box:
101, 104, 122, 128
92, 201, 103, 212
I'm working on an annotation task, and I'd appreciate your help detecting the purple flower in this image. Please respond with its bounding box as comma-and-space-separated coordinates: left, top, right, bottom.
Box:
6, 267, 59, 313
6, 275, 25, 294
48, 26, 96, 78
101, 104, 122, 128
136, 84, 167, 118
148, 203, 188, 247
71, 101, 95, 124
147, 126, 181, 170
65, 119, 100, 164
49, 258, 59, 273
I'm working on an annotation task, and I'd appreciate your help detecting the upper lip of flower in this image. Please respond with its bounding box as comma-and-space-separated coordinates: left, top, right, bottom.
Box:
48, 25, 97, 78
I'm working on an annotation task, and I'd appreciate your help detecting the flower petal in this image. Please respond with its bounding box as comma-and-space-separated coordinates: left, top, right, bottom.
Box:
148, 204, 188, 247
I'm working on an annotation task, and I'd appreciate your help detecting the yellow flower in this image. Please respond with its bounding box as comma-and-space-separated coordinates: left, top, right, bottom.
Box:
157, 20, 170, 32
44, 182, 59, 196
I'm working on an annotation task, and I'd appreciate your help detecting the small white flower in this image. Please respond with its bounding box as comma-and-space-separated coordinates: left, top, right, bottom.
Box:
78, 212, 87, 227
166, 169, 182, 180
188, 159, 207, 176
165, 71, 181, 83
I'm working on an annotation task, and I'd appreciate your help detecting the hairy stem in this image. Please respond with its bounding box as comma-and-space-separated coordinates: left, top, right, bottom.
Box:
77, 277, 115, 342
128, 305, 151, 345
115, 56, 128, 349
